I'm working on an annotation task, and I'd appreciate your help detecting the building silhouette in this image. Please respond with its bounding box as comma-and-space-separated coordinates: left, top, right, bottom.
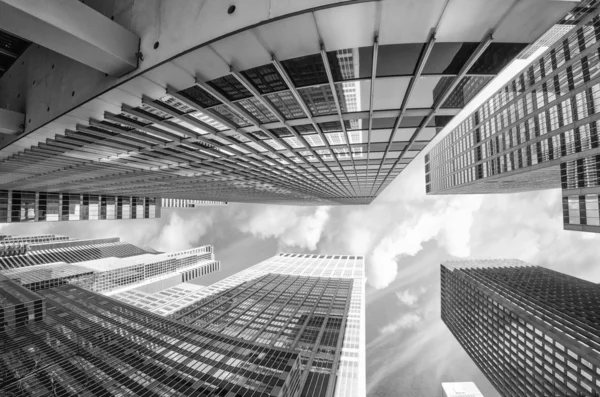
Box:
441, 259, 600, 396
426, 1, 600, 233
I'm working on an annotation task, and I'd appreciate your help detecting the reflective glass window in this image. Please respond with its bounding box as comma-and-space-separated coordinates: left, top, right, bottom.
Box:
178, 86, 221, 108
282, 54, 328, 88
299, 84, 339, 115
468, 43, 528, 75
206, 75, 252, 101
237, 97, 278, 123
377, 43, 424, 76
327, 47, 373, 81
209, 105, 252, 128
373, 77, 410, 110
442, 76, 494, 108
423, 43, 478, 74
242, 64, 287, 94
408, 76, 454, 108
266, 91, 306, 119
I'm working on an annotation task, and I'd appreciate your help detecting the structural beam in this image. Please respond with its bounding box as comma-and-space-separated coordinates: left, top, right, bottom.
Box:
0, 108, 25, 135
0, 0, 139, 76
374, 32, 494, 195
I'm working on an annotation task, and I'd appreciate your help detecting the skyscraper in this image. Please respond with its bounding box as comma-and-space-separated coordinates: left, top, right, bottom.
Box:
425, 1, 600, 233
441, 259, 600, 396
0, 277, 302, 396
0, 0, 573, 210
0, 251, 364, 397
442, 382, 484, 397
169, 253, 366, 397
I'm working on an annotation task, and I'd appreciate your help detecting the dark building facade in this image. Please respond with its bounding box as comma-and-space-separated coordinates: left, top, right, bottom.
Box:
425, 0, 600, 233
441, 259, 600, 396
0, 1, 575, 210
0, 278, 302, 396
171, 273, 353, 397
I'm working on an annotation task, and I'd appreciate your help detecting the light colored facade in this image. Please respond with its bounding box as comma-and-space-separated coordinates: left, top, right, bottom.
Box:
442, 382, 484, 397
168, 253, 366, 397
425, 1, 600, 233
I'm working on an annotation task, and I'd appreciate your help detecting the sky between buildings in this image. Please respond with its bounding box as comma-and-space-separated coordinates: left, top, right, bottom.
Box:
2, 49, 599, 397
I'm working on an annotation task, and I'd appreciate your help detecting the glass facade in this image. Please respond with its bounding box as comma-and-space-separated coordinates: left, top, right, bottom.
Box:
0, 190, 161, 223
0, 283, 302, 396
161, 198, 228, 208
0, 3, 546, 206
425, 2, 600, 233
172, 274, 352, 397
162, 253, 366, 397
442, 259, 600, 396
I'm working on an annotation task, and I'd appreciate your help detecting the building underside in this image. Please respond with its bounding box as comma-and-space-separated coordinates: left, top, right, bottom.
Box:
0, 0, 579, 211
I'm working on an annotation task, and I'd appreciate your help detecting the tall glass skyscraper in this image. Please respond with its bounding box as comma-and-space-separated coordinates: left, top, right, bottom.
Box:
441, 259, 600, 396
168, 253, 366, 397
425, 1, 600, 233
442, 382, 484, 397
0, 251, 364, 397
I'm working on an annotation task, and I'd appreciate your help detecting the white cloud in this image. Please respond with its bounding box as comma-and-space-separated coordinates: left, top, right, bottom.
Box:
151, 211, 213, 252
237, 206, 330, 250
379, 313, 421, 335
395, 290, 418, 306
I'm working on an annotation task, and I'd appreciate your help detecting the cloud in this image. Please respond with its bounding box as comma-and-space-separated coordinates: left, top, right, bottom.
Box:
379, 313, 421, 335
395, 290, 418, 306
237, 205, 330, 250
151, 211, 213, 252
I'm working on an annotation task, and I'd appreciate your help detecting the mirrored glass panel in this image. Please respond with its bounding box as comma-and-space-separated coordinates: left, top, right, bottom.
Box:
377, 44, 424, 76
299, 84, 339, 115
468, 43, 528, 75
282, 54, 328, 87
373, 77, 410, 110
327, 47, 373, 81
441, 76, 493, 108
237, 97, 278, 123
206, 74, 252, 101
265, 91, 307, 119
242, 63, 287, 94
178, 86, 221, 108
423, 43, 478, 74
336, 80, 371, 112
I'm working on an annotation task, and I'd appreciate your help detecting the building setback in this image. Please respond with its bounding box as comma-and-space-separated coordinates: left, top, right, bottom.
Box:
441, 259, 600, 396
0, 233, 220, 294
0, 1, 575, 212
425, 0, 600, 233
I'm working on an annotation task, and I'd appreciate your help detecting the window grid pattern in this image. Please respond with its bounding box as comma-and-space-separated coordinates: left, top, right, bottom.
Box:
164, 254, 365, 397
442, 259, 600, 396
426, 2, 600, 197
0, 190, 161, 223
0, 284, 302, 397
171, 273, 351, 397
0, 30, 528, 206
